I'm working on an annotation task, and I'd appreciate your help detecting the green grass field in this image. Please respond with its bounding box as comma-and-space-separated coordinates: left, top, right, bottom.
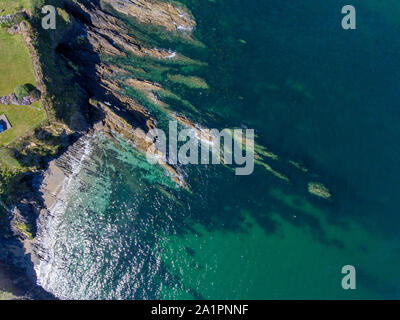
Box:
0, 28, 44, 147
0, 0, 31, 15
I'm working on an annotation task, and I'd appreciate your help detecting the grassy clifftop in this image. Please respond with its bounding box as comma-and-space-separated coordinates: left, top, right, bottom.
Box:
0, 0, 80, 199
0, 1, 32, 15
0, 28, 45, 147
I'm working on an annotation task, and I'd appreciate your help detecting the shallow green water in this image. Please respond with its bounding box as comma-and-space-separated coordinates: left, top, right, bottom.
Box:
36, 0, 400, 299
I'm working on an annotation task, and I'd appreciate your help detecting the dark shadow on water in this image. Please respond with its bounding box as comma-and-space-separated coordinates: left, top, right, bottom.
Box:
0, 207, 56, 299
4, 0, 398, 300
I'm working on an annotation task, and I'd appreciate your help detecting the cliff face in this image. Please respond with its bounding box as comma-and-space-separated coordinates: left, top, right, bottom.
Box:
4, 0, 204, 254
1, 0, 200, 298
56, 0, 198, 185
0, 0, 334, 299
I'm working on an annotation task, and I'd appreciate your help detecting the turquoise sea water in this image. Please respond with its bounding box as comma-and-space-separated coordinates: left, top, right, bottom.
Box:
36, 0, 400, 299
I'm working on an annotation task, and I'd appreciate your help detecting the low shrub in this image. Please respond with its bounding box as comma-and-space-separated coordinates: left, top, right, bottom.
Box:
14, 83, 39, 99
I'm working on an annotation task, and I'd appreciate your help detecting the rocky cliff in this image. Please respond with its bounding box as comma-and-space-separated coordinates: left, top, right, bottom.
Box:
1, 0, 201, 299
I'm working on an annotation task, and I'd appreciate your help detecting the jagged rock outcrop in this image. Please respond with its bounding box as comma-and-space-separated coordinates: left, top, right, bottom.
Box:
90, 99, 185, 186
58, 0, 186, 115
50, 0, 201, 186
101, 0, 196, 33
1, 0, 199, 299
65, 0, 188, 58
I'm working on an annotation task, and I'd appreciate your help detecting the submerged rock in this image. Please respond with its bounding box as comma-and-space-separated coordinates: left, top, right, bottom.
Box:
308, 182, 332, 199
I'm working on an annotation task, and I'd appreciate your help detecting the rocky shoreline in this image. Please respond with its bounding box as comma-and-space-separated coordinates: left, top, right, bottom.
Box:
0, 0, 201, 299
0, 132, 94, 299
0, 0, 335, 299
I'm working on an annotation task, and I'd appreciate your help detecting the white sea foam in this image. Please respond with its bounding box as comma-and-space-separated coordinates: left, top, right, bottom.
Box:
34, 134, 95, 298
166, 51, 177, 59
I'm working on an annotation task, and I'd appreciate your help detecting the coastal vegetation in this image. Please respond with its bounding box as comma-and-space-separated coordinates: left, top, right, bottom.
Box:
0, 0, 80, 201
0, 12, 25, 28
14, 83, 40, 100
14, 221, 33, 239
0, 26, 44, 145
0, 0, 335, 204
0, 289, 17, 300
0, 0, 31, 15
